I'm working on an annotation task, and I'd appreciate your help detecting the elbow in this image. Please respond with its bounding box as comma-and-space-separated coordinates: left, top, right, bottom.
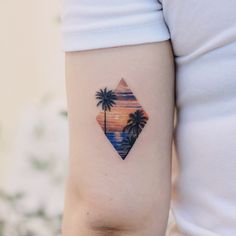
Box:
62, 189, 170, 236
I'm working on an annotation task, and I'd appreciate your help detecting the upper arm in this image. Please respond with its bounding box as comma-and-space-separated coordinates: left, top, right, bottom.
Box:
63, 42, 175, 236
62, 1, 174, 235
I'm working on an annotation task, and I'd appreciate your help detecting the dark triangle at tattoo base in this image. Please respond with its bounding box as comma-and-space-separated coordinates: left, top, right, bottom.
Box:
96, 78, 149, 160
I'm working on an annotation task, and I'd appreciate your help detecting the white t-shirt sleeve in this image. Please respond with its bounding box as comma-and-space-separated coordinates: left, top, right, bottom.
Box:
62, 0, 170, 52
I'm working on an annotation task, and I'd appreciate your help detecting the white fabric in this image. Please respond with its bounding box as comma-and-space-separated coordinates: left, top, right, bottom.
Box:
62, 1, 236, 235
62, 0, 170, 51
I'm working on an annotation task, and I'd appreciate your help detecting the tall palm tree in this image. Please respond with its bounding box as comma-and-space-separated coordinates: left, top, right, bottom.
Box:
96, 87, 117, 134
123, 109, 148, 137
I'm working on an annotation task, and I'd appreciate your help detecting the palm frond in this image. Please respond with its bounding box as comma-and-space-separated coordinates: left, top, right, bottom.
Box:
123, 109, 148, 136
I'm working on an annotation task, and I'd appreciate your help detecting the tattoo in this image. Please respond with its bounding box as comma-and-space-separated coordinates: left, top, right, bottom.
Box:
96, 78, 148, 160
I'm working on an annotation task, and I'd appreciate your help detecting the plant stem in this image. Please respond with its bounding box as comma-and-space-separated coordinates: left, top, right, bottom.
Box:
104, 110, 107, 134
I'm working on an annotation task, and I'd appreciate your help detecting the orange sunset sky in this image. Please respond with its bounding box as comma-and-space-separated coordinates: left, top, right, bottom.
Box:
96, 79, 148, 132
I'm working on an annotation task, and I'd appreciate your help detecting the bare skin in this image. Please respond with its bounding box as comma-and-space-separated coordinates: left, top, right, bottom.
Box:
62, 41, 175, 236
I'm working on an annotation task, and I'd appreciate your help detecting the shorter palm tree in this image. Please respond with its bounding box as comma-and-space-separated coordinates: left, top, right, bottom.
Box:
96, 87, 117, 134
123, 109, 148, 137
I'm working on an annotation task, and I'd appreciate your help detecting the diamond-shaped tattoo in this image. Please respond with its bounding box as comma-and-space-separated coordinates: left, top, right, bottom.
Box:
96, 78, 149, 160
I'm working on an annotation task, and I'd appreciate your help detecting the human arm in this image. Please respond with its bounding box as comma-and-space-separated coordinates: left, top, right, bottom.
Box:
62, 41, 175, 236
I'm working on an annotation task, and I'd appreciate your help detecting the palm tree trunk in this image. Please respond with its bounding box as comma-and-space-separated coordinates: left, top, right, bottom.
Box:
104, 110, 107, 134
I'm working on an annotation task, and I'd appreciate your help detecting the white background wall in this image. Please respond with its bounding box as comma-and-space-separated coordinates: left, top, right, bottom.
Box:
0, 0, 65, 182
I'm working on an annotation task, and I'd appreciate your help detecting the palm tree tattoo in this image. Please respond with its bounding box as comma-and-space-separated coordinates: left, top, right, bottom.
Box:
123, 110, 148, 137
96, 79, 149, 160
96, 88, 117, 134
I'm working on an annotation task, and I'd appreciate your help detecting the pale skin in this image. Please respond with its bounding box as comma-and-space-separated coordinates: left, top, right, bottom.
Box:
62, 41, 175, 236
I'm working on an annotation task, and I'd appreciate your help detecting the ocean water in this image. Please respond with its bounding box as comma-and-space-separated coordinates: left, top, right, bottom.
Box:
106, 131, 130, 159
